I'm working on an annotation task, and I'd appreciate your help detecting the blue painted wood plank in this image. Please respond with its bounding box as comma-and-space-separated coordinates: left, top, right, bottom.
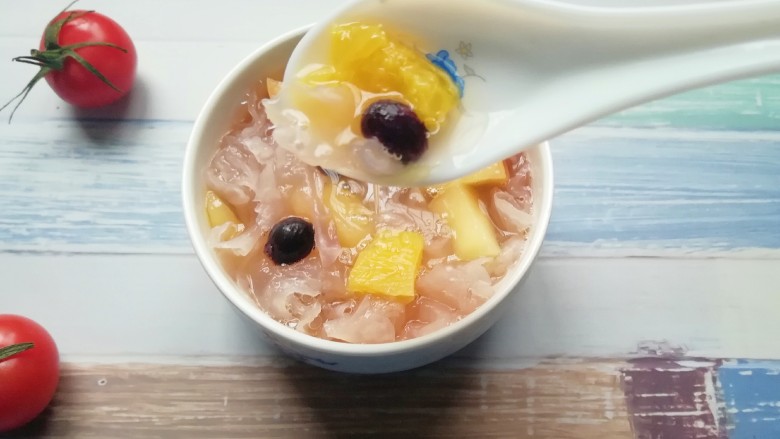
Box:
0, 119, 191, 253
601, 75, 780, 131
2, 119, 780, 254
719, 361, 780, 439
547, 128, 780, 252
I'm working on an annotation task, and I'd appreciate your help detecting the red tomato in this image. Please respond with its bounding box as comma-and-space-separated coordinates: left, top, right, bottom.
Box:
42, 9, 137, 108
2, 6, 137, 120
0, 315, 60, 433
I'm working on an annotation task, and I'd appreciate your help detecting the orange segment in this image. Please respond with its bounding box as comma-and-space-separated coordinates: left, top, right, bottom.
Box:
347, 230, 424, 303
302, 22, 460, 133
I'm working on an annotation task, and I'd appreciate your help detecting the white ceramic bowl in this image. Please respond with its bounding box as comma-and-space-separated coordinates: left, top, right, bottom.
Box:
183, 26, 554, 374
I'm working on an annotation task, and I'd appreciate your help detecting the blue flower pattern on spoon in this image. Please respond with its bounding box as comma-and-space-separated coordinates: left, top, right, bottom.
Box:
426, 50, 465, 97
427, 43, 486, 98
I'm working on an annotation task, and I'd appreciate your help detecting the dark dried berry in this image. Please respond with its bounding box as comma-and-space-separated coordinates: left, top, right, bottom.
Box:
264, 217, 315, 265
361, 100, 428, 164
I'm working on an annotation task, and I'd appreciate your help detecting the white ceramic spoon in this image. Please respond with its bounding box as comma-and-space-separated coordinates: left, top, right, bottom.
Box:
282, 0, 780, 185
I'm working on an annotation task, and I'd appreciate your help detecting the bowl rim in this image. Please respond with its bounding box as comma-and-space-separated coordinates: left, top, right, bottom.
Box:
183, 25, 555, 357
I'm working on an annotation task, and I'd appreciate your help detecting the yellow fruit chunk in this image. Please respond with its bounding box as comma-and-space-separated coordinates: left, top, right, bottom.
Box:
425, 160, 510, 195
459, 160, 509, 186
323, 179, 373, 248
205, 191, 244, 240
266, 78, 282, 99
289, 188, 315, 220
429, 184, 500, 261
290, 81, 357, 141
303, 22, 460, 133
347, 230, 424, 303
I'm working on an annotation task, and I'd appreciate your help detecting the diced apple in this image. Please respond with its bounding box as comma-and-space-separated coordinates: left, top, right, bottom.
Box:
458, 160, 509, 186
266, 78, 282, 99
429, 184, 500, 261
424, 161, 509, 197
347, 230, 424, 303
205, 190, 244, 240
323, 179, 374, 248
289, 188, 315, 220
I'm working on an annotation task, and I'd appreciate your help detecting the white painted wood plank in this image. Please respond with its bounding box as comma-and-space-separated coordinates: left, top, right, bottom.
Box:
1, 0, 348, 41
0, 0, 735, 42
2, 0, 780, 127
0, 38, 281, 122
0, 0, 349, 122
0, 119, 191, 253
4, 253, 779, 362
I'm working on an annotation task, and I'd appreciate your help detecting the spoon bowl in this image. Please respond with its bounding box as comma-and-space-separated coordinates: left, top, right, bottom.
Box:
283, 0, 780, 185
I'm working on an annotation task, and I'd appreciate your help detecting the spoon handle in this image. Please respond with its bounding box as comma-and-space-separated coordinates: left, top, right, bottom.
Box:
563, 0, 780, 63
450, 0, 780, 181
278, 0, 780, 184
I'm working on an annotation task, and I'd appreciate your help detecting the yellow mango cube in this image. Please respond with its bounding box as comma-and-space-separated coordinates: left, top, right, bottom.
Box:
459, 160, 509, 186
205, 191, 244, 240
347, 230, 424, 303
429, 184, 500, 260
323, 180, 374, 248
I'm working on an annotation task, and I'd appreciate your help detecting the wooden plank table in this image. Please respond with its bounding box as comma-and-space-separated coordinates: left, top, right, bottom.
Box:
2, 1, 780, 437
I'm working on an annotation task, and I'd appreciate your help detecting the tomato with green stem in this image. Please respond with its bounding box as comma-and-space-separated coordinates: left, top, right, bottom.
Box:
0, 315, 60, 432
1, 1, 137, 121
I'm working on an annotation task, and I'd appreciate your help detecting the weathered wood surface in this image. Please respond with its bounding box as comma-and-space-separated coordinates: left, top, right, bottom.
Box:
4, 361, 633, 439
7, 358, 780, 438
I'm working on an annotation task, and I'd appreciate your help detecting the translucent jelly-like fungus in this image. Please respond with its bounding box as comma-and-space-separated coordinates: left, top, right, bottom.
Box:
204, 78, 533, 344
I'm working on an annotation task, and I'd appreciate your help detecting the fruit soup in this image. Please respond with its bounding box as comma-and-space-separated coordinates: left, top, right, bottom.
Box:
203, 23, 534, 343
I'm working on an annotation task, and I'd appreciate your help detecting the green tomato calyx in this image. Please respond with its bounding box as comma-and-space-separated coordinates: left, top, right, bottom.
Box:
0, 343, 35, 361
